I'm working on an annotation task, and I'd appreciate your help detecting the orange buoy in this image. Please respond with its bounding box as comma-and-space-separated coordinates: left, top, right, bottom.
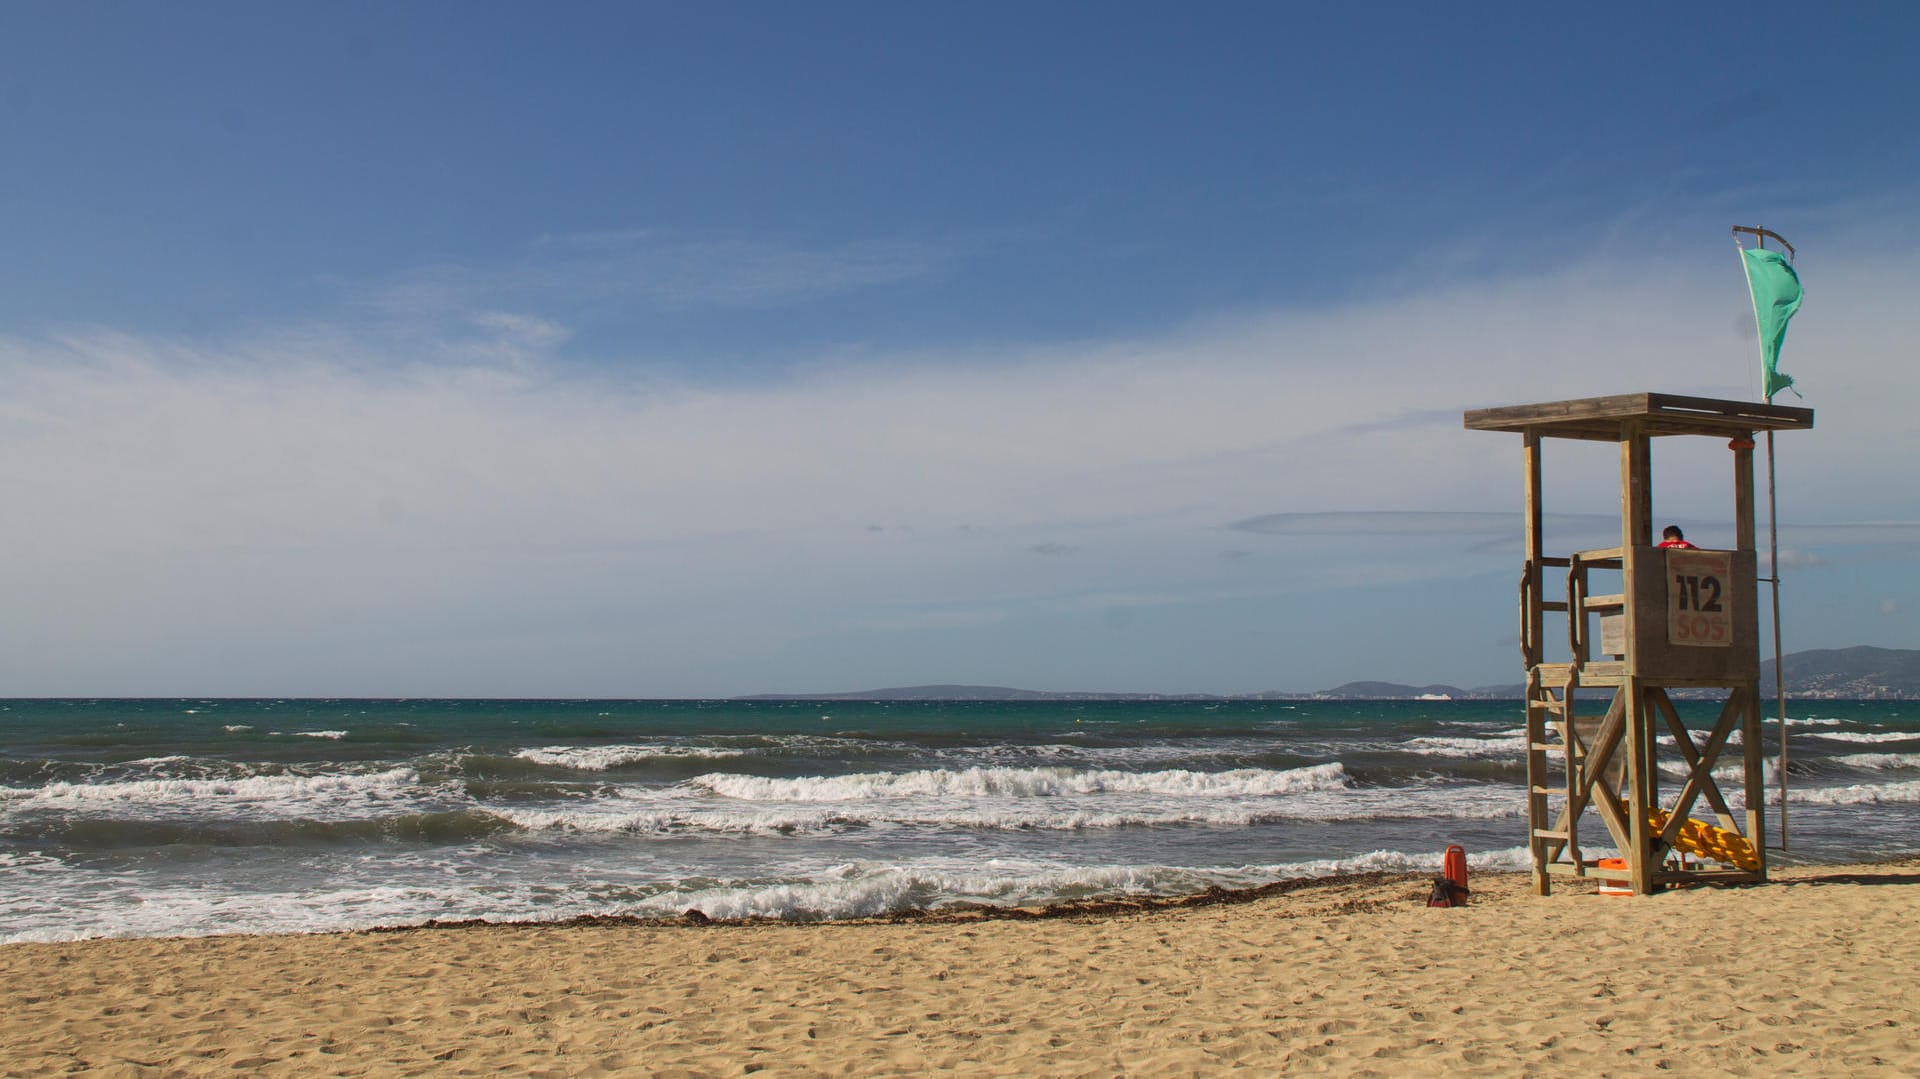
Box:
1443, 845, 1468, 893
1597, 857, 1631, 896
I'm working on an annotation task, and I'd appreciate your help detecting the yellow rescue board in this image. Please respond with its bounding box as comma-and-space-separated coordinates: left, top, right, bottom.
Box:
1648, 807, 1760, 871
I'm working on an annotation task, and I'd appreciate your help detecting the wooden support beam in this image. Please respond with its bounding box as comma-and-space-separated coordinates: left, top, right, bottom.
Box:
1524, 431, 1544, 668
1525, 665, 1550, 896
1620, 422, 1652, 548
1654, 690, 1743, 841
1624, 678, 1654, 894
1742, 683, 1768, 878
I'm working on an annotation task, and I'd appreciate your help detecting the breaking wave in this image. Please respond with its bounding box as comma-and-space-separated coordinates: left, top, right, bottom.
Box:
513, 744, 748, 771
1832, 752, 1920, 771
2, 768, 420, 809
1790, 780, 1920, 807
1399, 736, 1524, 759
685, 762, 1350, 802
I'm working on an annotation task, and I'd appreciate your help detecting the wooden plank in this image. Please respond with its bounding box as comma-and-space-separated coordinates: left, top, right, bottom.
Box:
1642, 392, 1814, 431
1465, 393, 1814, 437
1543, 859, 1640, 879
1464, 393, 1660, 430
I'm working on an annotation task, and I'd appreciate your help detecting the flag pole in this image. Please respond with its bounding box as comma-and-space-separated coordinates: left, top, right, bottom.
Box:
1734, 223, 1793, 850
1766, 430, 1786, 848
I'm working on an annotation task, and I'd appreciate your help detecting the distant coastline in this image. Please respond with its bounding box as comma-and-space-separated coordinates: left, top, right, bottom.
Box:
739, 645, 1920, 702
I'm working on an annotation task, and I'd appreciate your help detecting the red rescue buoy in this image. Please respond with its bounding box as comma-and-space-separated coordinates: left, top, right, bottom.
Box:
1427, 844, 1471, 908
1443, 845, 1468, 893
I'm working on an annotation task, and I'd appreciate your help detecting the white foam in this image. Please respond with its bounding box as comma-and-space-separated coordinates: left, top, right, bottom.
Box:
1656, 758, 1779, 785
3, 768, 420, 811
686, 763, 1351, 802
1832, 753, 1920, 771
490, 779, 1519, 835
0, 882, 485, 944
1399, 735, 1525, 759
223, 725, 254, 732
0, 838, 1557, 942
513, 744, 747, 770
489, 805, 853, 836
633, 845, 1540, 923
1805, 731, 1918, 744
295, 730, 349, 740
1789, 779, 1920, 807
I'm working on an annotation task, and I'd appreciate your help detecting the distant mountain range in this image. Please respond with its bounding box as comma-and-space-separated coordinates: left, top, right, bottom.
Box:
1759, 646, 1920, 699
740, 646, 1920, 701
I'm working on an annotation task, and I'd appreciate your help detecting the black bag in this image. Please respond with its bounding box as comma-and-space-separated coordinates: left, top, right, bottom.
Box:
1425, 875, 1468, 908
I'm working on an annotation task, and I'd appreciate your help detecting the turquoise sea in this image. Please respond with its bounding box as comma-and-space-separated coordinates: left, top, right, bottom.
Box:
2, 697, 1915, 942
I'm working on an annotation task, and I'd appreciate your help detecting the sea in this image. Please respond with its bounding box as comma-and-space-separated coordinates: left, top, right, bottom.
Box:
3, 697, 1916, 944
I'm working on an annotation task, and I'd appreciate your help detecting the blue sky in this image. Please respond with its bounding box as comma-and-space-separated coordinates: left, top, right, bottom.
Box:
1, 4, 1915, 695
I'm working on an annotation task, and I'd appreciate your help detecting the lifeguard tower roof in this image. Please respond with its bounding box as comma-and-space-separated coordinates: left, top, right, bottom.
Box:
1463, 392, 1813, 442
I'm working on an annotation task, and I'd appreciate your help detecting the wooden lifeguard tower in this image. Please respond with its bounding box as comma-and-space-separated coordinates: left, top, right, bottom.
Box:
1464, 393, 1813, 895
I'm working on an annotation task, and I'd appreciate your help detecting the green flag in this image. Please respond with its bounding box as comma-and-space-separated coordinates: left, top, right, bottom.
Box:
1741, 247, 1803, 400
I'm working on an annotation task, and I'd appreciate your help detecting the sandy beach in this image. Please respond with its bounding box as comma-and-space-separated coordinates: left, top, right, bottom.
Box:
2, 859, 1914, 1077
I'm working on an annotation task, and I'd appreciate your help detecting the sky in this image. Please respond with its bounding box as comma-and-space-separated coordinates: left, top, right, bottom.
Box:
1, 3, 1916, 697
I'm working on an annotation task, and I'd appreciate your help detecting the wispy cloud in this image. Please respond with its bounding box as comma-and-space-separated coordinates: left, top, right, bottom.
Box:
2, 234, 1913, 693
363, 230, 967, 322
1226, 511, 1615, 537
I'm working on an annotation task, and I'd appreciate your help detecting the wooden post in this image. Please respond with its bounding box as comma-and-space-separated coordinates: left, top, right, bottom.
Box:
1523, 429, 1549, 896
1624, 678, 1654, 893
1526, 667, 1550, 896
1743, 685, 1769, 878
1524, 431, 1544, 664
1620, 422, 1652, 548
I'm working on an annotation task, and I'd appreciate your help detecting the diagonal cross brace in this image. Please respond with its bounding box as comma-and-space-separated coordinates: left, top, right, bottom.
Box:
1546, 689, 1633, 861
1654, 689, 1748, 845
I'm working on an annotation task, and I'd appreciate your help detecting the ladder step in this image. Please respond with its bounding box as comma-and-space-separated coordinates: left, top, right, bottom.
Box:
1532, 829, 1570, 841
1529, 785, 1557, 795
1582, 593, 1626, 610
1530, 742, 1563, 752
